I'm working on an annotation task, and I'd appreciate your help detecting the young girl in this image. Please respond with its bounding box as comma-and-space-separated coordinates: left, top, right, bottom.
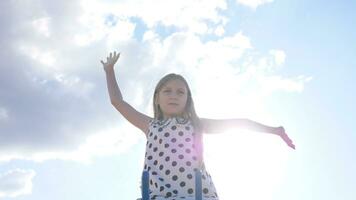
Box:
101, 51, 295, 200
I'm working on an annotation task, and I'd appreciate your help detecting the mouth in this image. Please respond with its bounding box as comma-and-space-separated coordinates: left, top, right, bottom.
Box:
168, 103, 179, 106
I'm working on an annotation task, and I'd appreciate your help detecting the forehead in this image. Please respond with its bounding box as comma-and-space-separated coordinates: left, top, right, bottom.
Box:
162, 79, 187, 90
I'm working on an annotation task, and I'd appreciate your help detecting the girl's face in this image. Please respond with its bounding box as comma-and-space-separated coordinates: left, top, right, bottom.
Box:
156, 79, 188, 119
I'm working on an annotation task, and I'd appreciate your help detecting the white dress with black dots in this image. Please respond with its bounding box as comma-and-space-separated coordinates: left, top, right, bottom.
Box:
141, 117, 219, 200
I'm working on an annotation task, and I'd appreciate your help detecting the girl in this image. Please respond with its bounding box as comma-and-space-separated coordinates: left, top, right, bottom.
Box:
101, 51, 295, 200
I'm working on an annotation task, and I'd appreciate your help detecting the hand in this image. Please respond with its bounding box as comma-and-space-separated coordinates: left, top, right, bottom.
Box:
100, 51, 120, 71
274, 126, 295, 150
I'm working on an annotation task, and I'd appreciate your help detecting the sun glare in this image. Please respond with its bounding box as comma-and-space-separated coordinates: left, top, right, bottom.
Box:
204, 130, 290, 200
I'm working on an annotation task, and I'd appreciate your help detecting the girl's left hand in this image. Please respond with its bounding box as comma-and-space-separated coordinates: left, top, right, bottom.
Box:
274, 126, 295, 150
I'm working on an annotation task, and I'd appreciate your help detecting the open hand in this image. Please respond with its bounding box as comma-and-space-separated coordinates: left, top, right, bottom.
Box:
275, 126, 295, 150
100, 51, 120, 71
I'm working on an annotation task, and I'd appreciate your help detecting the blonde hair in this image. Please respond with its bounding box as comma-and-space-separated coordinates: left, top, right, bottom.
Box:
153, 73, 201, 130
153, 73, 204, 167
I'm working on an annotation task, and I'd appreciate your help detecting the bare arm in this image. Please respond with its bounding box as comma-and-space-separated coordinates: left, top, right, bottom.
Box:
201, 118, 295, 149
200, 118, 275, 133
101, 52, 152, 135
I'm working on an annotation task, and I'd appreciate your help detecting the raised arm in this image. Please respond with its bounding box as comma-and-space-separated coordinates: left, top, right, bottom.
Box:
201, 118, 295, 149
101, 51, 152, 136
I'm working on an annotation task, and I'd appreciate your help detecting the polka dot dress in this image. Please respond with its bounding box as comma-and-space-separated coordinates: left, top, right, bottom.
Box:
141, 117, 219, 200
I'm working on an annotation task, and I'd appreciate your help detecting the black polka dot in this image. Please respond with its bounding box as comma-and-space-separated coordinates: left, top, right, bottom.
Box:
165, 183, 171, 188
150, 180, 153, 185
164, 143, 169, 148
172, 175, 178, 181
179, 167, 185, 173
159, 139, 162, 144
148, 156, 153, 160
159, 152, 164, 157
159, 178, 164, 182
180, 181, 186, 187
185, 126, 190, 130
149, 143, 153, 148
188, 188, 194, 194
159, 165, 164, 170
171, 138, 177, 143
186, 161, 192, 166
154, 182, 158, 188
153, 160, 158, 165
187, 174, 193, 179
203, 188, 209, 194
185, 149, 191, 153
166, 192, 172, 197
148, 167, 151, 171
154, 135, 158, 140
178, 154, 184, 159
172, 161, 177, 166
152, 171, 157, 175
173, 190, 178, 194
149, 132, 153, 137
171, 149, 177, 153
153, 147, 158, 152
178, 143, 184, 148
171, 126, 177, 130
185, 138, 191, 142
192, 156, 197, 161
165, 156, 170, 162
158, 127, 163, 132
178, 131, 184, 136
165, 170, 170, 175
164, 132, 170, 137
160, 186, 165, 191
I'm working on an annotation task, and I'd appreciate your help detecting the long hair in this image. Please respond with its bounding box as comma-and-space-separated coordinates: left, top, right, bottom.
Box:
152, 73, 204, 168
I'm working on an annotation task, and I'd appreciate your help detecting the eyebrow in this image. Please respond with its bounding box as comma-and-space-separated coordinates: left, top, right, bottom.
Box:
162, 87, 186, 90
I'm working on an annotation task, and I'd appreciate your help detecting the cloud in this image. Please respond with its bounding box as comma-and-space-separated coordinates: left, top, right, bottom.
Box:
236, 0, 274, 10
0, 169, 36, 198
0, 0, 311, 164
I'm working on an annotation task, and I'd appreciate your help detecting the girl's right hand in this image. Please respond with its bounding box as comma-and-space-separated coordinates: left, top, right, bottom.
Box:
100, 51, 120, 71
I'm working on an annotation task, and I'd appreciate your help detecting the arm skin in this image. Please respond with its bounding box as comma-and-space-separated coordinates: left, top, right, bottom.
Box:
101, 52, 152, 136
201, 118, 296, 149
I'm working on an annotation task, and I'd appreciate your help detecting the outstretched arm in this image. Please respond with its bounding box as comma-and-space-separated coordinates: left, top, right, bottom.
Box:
201, 118, 295, 149
101, 51, 152, 135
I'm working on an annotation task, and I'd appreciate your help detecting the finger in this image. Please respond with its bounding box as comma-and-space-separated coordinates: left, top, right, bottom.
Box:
110, 52, 112, 58
100, 60, 104, 65
113, 51, 116, 57
116, 52, 120, 60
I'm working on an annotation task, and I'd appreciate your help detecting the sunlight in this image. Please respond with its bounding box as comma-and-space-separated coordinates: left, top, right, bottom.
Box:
204, 130, 290, 200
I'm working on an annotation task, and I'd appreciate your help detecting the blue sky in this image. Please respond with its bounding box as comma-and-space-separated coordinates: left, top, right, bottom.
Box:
1, 0, 355, 199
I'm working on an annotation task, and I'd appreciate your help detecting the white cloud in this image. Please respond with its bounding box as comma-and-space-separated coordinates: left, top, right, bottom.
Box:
32, 17, 51, 37
0, 0, 311, 163
0, 169, 35, 198
77, 0, 227, 35
258, 75, 313, 95
214, 25, 225, 36
19, 45, 56, 67
0, 107, 8, 121
236, 0, 274, 10
269, 49, 286, 66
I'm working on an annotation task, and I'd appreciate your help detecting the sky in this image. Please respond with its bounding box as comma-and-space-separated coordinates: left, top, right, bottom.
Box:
0, 0, 355, 199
